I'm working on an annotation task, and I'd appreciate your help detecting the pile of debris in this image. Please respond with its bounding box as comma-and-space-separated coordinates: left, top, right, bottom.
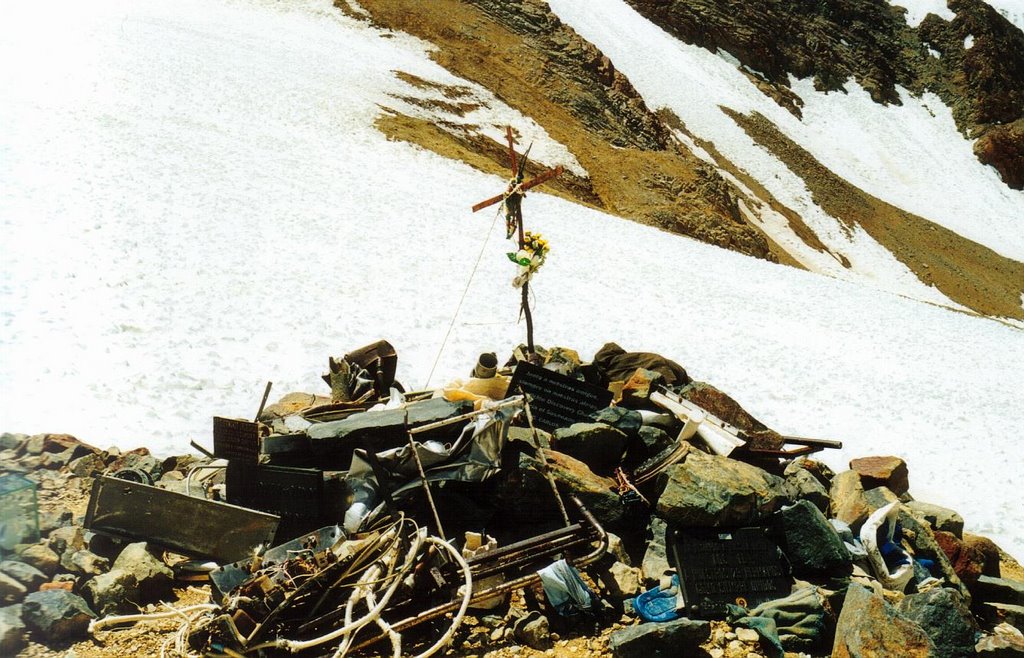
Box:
1, 340, 1023, 658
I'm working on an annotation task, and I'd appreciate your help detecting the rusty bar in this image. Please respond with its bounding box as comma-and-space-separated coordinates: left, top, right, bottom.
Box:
254, 381, 273, 422
407, 397, 522, 435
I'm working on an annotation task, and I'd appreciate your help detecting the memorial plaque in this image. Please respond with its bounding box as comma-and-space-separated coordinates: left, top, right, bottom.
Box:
213, 417, 260, 463
509, 362, 613, 432
668, 525, 791, 618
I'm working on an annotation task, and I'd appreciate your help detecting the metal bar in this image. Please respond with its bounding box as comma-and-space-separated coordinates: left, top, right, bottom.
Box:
190, 440, 216, 459
254, 381, 273, 422
407, 397, 523, 435
406, 414, 446, 541
524, 396, 571, 526
781, 435, 843, 450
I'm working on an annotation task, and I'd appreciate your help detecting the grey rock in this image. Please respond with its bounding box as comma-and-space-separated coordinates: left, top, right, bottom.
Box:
17, 544, 60, 577
0, 604, 26, 655
636, 425, 673, 455
0, 433, 28, 451
61, 549, 109, 577
48, 525, 86, 558
82, 569, 139, 617
0, 560, 47, 590
833, 583, 936, 657
785, 466, 831, 513
776, 500, 852, 575
863, 486, 900, 511
0, 572, 26, 604
895, 509, 971, 604
552, 422, 628, 476
655, 451, 792, 526
641, 517, 670, 585
38, 510, 74, 536
112, 542, 173, 602
512, 610, 551, 650
589, 407, 643, 436
907, 501, 965, 538
610, 618, 711, 658
899, 588, 979, 658
21, 590, 95, 642
974, 576, 1024, 607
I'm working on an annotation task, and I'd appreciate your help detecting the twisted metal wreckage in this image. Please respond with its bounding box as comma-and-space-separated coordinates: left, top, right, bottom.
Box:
82, 340, 841, 657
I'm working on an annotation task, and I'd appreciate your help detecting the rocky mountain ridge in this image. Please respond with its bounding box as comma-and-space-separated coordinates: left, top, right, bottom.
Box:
343, 0, 1024, 320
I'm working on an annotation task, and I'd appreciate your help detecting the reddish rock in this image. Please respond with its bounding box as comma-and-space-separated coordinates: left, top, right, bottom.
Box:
974, 119, 1024, 190
935, 530, 986, 585
962, 533, 1002, 578
620, 368, 664, 407
849, 456, 909, 496
38, 582, 73, 593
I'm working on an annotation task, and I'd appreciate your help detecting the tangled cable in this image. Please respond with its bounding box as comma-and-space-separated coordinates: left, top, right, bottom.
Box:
88, 521, 472, 658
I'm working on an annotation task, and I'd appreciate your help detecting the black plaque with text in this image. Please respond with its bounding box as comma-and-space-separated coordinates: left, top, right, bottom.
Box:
669, 525, 791, 618
509, 362, 613, 432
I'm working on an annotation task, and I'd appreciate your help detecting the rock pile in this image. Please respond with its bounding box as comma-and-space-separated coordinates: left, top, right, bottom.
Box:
1, 341, 1023, 658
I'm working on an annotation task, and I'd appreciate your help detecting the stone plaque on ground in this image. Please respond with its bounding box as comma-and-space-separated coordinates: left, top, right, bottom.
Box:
509, 362, 613, 432
668, 525, 791, 618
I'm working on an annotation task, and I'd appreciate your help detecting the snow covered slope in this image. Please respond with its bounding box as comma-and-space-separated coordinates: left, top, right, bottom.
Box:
1, 0, 1022, 556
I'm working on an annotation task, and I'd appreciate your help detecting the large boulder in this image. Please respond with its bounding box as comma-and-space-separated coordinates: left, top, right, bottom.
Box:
609, 618, 710, 658
655, 451, 792, 526
552, 423, 628, 476
934, 531, 986, 586
497, 449, 629, 533
849, 456, 909, 497
21, 590, 95, 642
899, 588, 979, 658
112, 542, 174, 602
61, 549, 109, 577
907, 501, 965, 538
82, 569, 139, 617
784, 464, 831, 513
775, 500, 852, 576
833, 583, 936, 657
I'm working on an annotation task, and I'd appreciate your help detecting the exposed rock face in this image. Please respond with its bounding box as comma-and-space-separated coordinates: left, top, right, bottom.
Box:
627, 0, 1024, 189
655, 451, 792, 526
833, 583, 936, 657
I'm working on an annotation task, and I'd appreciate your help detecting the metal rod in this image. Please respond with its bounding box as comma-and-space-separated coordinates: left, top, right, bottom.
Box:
524, 396, 571, 526
406, 413, 446, 541
408, 396, 523, 435
781, 435, 843, 449
254, 381, 273, 422
190, 440, 216, 459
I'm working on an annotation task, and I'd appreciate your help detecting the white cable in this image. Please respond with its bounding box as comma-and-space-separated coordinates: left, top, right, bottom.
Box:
88, 604, 219, 634
409, 536, 473, 658
273, 530, 425, 653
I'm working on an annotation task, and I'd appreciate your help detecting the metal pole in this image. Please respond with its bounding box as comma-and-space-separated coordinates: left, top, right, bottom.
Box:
406, 413, 446, 541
